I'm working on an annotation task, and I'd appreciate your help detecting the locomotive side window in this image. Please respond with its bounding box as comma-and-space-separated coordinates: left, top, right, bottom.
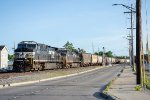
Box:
27, 44, 36, 49
38, 45, 40, 50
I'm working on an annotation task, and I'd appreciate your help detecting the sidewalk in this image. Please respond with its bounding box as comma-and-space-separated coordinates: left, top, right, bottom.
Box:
108, 66, 150, 100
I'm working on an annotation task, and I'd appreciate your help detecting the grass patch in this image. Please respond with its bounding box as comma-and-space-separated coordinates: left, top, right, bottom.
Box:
145, 75, 150, 90
134, 85, 142, 91
103, 79, 115, 94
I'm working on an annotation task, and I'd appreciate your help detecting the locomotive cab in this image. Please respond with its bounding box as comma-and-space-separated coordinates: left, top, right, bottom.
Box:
13, 41, 37, 72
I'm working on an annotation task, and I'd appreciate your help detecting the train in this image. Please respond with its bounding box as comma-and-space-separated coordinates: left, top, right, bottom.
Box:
13, 41, 127, 72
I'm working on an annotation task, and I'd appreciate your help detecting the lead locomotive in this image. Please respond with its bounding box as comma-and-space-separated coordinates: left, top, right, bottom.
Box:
13, 41, 61, 71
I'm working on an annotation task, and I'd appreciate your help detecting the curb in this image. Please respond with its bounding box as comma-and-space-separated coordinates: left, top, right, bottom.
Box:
0, 66, 109, 89
100, 92, 116, 100
99, 84, 116, 100
100, 83, 120, 100
100, 66, 125, 100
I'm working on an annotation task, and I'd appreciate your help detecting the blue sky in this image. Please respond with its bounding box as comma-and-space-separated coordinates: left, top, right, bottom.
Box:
0, 0, 150, 56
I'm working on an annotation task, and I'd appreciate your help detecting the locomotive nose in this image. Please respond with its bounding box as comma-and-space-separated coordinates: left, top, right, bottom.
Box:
14, 48, 34, 58
20, 52, 26, 58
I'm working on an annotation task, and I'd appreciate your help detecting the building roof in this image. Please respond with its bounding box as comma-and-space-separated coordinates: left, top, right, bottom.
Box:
0, 45, 8, 51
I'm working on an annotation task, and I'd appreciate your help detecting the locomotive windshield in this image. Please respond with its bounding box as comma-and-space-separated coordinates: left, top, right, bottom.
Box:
18, 44, 37, 49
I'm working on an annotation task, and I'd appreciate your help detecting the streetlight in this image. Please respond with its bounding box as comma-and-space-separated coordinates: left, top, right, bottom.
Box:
112, 4, 136, 12
113, 3, 136, 68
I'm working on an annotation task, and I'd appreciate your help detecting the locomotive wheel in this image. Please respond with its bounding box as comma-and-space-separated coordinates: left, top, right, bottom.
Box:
25, 66, 32, 72
25, 67, 30, 72
56, 63, 61, 69
39, 66, 44, 71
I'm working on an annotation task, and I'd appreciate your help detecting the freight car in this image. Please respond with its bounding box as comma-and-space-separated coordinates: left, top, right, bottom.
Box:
111, 57, 116, 64
91, 54, 98, 66
80, 53, 91, 67
97, 56, 103, 65
80, 53, 103, 66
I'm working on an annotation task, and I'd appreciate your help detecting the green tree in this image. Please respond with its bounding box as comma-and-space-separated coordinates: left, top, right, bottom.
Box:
94, 51, 103, 56
8, 54, 14, 60
116, 56, 127, 59
78, 48, 86, 53
63, 41, 86, 53
63, 41, 75, 52
95, 51, 113, 57
105, 51, 113, 57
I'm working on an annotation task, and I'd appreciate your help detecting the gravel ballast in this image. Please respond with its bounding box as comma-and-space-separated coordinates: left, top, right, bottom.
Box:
0, 66, 103, 85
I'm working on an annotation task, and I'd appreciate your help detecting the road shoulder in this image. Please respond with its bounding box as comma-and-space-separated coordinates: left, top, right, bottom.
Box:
101, 66, 150, 100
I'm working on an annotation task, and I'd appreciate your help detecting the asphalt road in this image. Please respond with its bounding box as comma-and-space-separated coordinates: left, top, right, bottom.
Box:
0, 64, 124, 100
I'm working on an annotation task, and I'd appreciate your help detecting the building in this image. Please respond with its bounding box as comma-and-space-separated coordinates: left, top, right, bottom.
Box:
0, 45, 8, 68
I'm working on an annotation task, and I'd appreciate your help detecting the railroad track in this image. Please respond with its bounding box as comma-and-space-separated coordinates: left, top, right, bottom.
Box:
0, 72, 33, 80
0, 65, 99, 80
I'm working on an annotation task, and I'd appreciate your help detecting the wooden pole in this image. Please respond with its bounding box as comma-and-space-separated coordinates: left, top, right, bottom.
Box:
136, 0, 142, 84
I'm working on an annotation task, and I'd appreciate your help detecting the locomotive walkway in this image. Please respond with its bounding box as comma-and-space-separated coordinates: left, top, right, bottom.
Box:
107, 66, 150, 100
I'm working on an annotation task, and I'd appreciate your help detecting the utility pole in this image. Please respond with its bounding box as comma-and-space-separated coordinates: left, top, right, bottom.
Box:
92, 42, 95, 54
102, 47, 105, 66
127, 36, 132, 66
124, 4, 135, 68
136, 0, 142, 84
124, 35, 132, 66
131, 4, 135, 68
113, 3, 136, 68
12, 41, 16, 52
98, 47, 100, 55
12, 41, 16, 60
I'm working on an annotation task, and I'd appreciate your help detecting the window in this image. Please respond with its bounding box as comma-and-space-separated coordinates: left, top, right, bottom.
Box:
18, 44, 37, 49
18, 44, 26, 48
2, 54, 6, 58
